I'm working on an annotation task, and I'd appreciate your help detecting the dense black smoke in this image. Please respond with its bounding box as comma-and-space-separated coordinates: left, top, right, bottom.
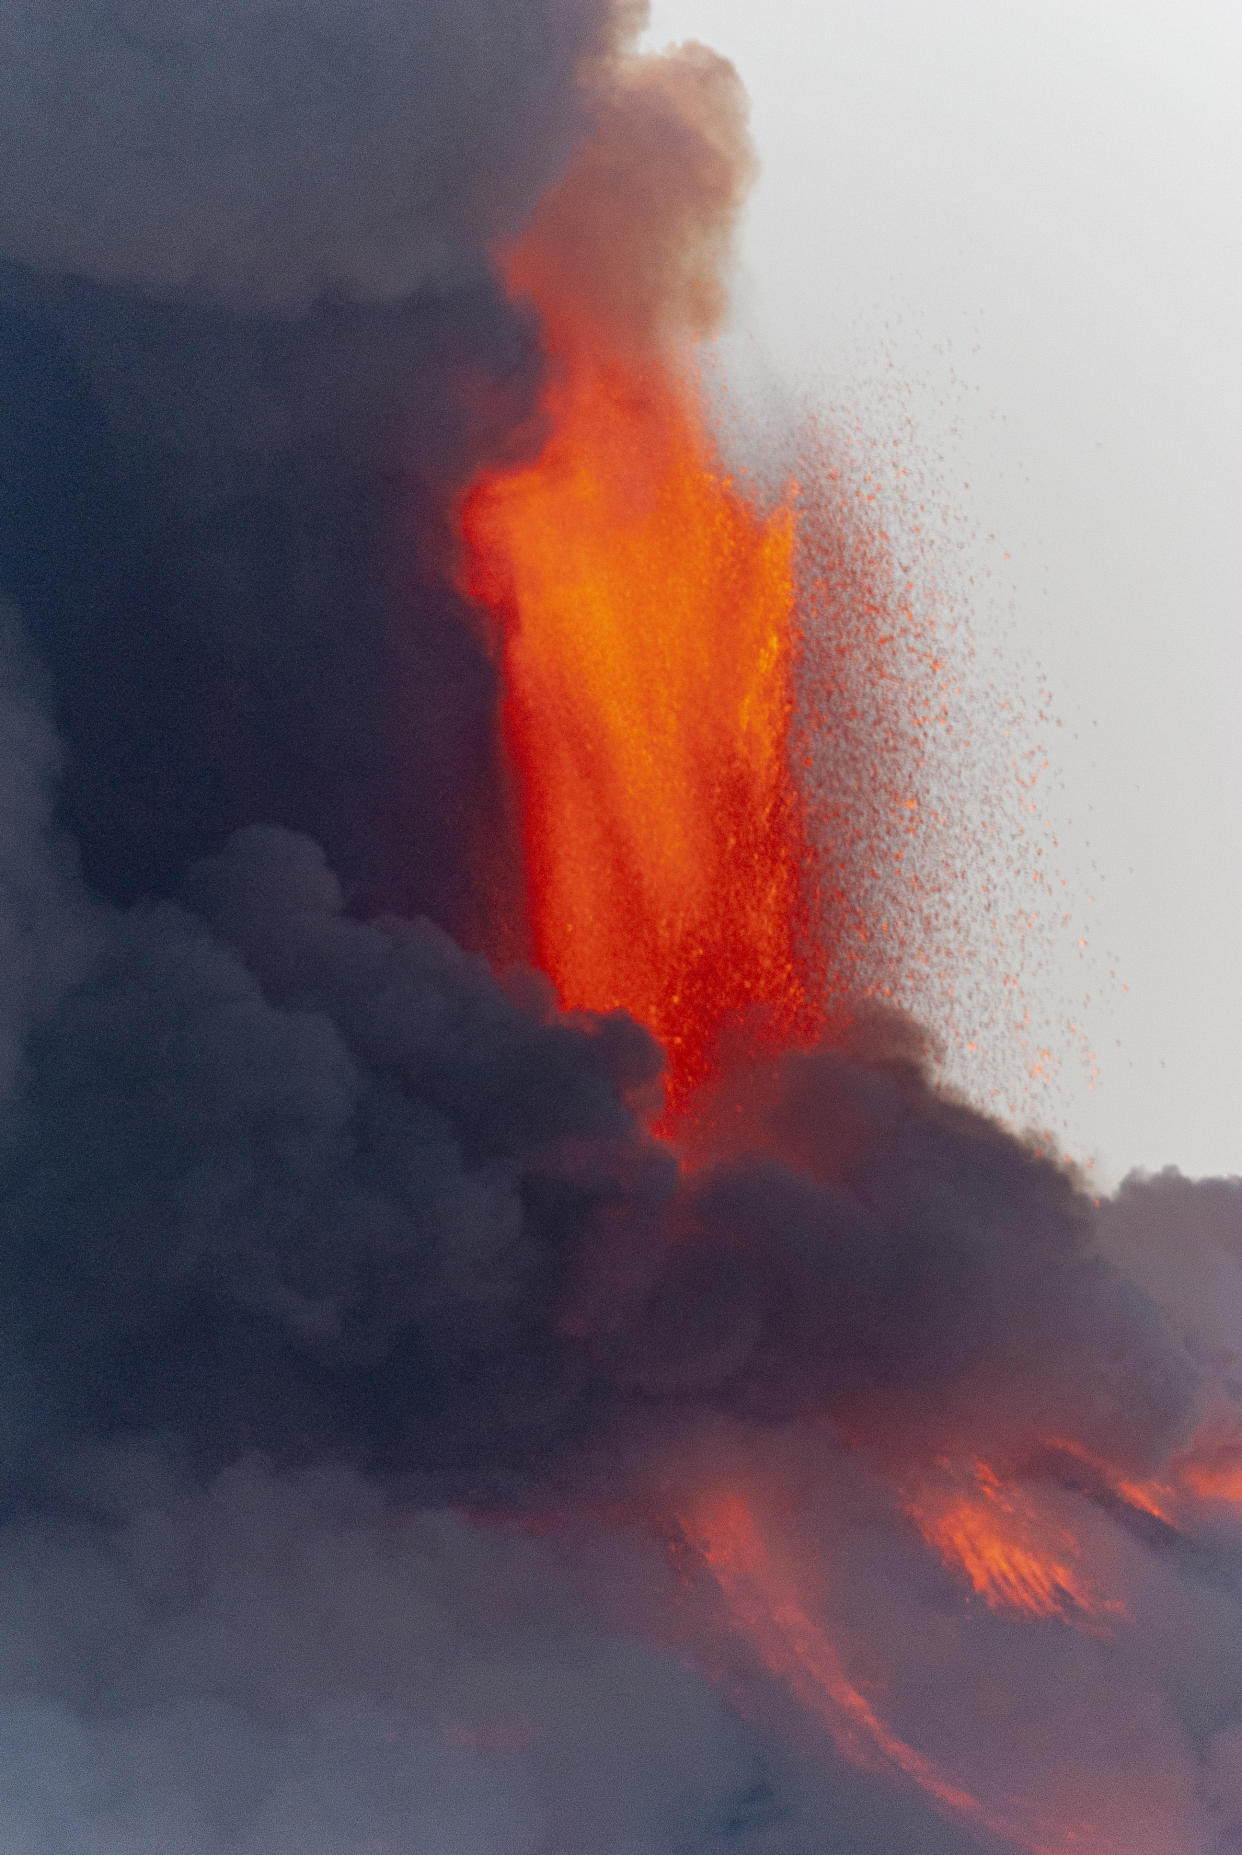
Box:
0, 263, 538, 938
2, 2, 1242, 1851
0, 798, 1196, 1501
0, 0, 628, 936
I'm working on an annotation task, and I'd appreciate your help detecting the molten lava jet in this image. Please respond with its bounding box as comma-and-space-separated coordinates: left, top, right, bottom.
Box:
460, 47, 835, 1115
462, 302, 821, 1115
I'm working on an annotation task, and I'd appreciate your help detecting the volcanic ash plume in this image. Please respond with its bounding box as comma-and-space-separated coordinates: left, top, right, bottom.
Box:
2, 4, 1242, 1853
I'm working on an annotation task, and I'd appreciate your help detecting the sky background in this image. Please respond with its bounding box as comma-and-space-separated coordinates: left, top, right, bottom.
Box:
642, 0, 1242, 1185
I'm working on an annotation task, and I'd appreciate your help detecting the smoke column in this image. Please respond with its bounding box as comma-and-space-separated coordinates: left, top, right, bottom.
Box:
0, 4, 1241, 1852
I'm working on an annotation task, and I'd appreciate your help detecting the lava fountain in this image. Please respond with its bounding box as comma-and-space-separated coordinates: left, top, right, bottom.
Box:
461, 46, 828, 1114
462, 338, 820, 1112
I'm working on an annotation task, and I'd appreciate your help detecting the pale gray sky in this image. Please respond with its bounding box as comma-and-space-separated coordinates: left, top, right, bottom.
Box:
643, 0, 1242, 1183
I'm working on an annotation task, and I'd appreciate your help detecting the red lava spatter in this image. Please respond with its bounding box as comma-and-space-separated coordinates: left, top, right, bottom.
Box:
785, 407, 1099, 1142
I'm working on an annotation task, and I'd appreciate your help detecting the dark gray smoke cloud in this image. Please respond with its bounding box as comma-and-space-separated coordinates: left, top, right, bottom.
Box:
2, 1, 1242, 1848
0, 765, 1195, 1505
0, 0, 634, 938
0, 261, 540, 939
0, 0, 619, 314
0, 1446, 786, 1855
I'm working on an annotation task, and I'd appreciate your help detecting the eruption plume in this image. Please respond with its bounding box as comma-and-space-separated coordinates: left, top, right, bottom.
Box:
0, 4, 1238, 1854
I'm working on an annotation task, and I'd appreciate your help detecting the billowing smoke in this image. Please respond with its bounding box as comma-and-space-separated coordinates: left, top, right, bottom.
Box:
0, 0, 644, 938
2, 3, 1242, 1852
505, 35, 755, 356
0, 0, 624, 312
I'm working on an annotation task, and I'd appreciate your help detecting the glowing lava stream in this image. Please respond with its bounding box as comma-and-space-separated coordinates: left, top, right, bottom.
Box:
462, 342, 824, 1114
904, 1459, 1128, 1627
683, 1491, 1110, 1855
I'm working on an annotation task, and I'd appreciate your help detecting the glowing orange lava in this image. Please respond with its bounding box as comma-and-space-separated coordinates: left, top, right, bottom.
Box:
462, 343, 823, 1111
905, 1460, 1127, 1626
1040, 1436, 1177, 1525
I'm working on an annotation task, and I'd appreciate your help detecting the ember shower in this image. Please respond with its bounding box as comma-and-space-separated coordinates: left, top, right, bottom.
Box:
1, 4, 1241, 1853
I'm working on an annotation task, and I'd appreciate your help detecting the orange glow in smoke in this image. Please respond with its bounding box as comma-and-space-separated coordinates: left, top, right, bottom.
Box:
1172, 1431, 1242, 1508
1182, 1460, 1242, 1505
463, 343, 822, 1110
